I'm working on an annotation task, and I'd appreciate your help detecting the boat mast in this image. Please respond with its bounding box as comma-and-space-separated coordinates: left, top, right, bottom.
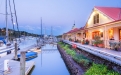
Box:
44, 27, 46, 35
5, 0, 8, 42
41, 17, 42, 38
51, 26, 52, 37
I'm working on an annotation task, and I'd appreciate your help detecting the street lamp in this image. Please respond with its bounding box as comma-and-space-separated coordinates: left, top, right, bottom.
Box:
13, 23, 16, 25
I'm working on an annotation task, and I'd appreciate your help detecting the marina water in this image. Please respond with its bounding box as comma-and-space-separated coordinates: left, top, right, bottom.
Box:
29, 44, 70, 75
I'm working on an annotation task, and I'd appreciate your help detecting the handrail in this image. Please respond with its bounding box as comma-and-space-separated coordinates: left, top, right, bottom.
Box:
63, 40, 121, 66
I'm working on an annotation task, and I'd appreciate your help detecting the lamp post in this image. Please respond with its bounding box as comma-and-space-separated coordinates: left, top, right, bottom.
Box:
13, 22, 16, 42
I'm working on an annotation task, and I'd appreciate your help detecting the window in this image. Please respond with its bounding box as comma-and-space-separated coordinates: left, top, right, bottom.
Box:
92, 31, 100, 39
93, 14, 99, 24
77, 33, 81, 37
109, 29, 113, 39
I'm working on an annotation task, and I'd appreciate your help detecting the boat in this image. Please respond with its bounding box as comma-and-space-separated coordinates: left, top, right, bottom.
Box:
0, 0, 20, 57
0, 36, 15, 57
30, 47, 41, 53
17, 51, 38, 60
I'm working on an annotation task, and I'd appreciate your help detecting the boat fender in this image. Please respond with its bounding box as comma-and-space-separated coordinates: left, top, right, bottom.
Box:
18, 48, 20, 50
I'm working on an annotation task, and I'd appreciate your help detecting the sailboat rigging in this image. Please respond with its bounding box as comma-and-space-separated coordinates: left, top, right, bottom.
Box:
0, 0, 20, 57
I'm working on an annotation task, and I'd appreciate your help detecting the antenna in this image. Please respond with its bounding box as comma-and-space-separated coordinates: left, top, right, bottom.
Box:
72, 20, 75, 29
74, 20, 75, 25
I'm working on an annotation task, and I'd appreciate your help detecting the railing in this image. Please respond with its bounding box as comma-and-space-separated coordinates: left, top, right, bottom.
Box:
62, 39, 121, 50
87, 39, 121, 49
63, 40, 121, 66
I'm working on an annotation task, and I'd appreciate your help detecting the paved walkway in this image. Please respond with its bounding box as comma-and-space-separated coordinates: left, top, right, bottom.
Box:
64, 40, 121, 66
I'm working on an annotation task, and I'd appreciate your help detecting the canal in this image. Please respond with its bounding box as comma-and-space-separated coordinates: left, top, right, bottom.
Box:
29, 44, 70, 75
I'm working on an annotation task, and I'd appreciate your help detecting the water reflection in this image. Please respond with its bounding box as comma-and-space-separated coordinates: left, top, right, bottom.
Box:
29, 44, 70, 75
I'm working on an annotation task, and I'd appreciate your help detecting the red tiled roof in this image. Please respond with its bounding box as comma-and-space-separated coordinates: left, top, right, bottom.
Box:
65, 27, 85, 34
79, 27, 84, 30
95, 6, 121, 20
69, 28, 79, 33
65, 28, 78, 34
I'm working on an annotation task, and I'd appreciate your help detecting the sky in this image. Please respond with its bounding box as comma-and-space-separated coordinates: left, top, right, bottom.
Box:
0, 0, 121, 36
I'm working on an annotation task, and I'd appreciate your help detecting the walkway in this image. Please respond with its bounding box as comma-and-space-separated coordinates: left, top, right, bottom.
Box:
0, 44, 36, 75
63, 40, 121, 66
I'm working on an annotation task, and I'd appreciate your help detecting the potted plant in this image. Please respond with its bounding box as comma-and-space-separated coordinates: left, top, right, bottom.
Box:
97, 40, 104, 48
85, 39, 89, 45
94, 41, 98, 47
114, 43, 119, 51
69, 38, 72, 41
82, 40, 85, 44
93, 36, 104, 47
115, 42, 121, 51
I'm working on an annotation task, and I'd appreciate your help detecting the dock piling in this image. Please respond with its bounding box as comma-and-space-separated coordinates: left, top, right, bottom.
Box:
14, 43, 18, 60
20, 51, 26, 75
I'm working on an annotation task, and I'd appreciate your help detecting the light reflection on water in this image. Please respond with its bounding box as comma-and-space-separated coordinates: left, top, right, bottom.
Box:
29, 44, 70, 75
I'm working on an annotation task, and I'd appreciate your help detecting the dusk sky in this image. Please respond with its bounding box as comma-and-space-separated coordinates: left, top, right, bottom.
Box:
0, 0, 121, 35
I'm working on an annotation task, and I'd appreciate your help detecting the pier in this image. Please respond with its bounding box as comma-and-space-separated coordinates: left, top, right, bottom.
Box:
0, 37, 70, 75
0, 39, 37, 75
0, 60, 34, 75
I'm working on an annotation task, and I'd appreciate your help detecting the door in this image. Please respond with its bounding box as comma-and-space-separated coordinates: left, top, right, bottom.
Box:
119, 29, 121, 40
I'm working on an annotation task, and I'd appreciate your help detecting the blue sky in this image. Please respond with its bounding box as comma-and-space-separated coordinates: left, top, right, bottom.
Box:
0, 0, 121, 35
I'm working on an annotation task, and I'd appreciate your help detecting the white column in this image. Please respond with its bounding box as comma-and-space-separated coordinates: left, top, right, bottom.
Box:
104, 26, 107, 48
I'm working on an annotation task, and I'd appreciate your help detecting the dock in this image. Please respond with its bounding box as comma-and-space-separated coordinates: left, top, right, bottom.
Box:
63, 40, 121, 66
0, 44, 36, 75
0, 60, 34, 75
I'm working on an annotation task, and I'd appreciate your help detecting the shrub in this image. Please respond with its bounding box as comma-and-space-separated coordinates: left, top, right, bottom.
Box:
58, 42, 65, 47
85, 63, 120, 75
63, 44, 70, 50
80, 59, 90, 66
66, 49, 76, 57
73, 53, 91, 67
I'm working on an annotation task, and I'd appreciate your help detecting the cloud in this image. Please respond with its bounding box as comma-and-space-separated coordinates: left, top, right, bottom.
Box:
56, 25, 61, 28
37, 27, 41, 29
20, 25, 35, 30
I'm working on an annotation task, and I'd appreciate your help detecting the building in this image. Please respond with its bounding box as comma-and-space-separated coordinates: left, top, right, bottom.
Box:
85, 6, 121, 48
62, 24, 85, 42
63, 6, 121, 48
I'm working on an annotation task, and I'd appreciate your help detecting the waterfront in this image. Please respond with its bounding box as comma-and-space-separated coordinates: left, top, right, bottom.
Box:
29, 44, 70, 75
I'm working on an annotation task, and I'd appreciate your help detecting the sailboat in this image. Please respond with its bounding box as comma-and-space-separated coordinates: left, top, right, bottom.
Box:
0, 0, 19, 57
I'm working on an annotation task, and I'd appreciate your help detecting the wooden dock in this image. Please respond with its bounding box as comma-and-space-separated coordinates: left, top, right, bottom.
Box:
0, 60, 34, 75
0, 45, 36, 75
